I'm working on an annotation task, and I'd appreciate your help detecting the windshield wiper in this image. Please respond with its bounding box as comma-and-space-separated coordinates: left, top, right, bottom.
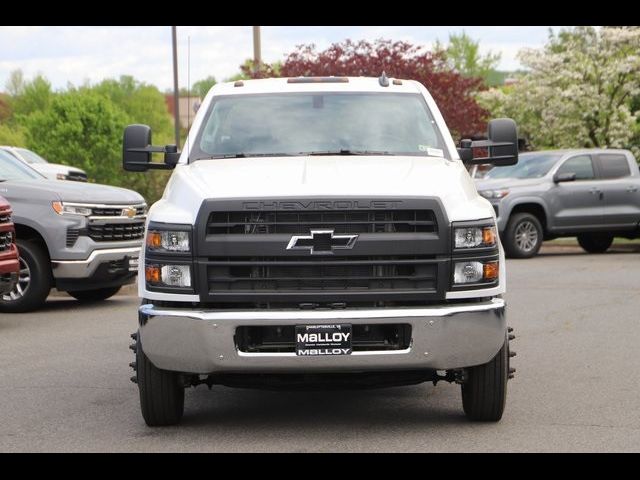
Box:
204, 153, 295, 159
304, 150, 394, 156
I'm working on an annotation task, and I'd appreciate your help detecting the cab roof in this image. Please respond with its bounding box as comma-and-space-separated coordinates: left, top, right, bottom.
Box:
209, 76, 423, 96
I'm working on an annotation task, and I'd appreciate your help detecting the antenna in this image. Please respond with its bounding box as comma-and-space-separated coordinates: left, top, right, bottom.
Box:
187, 35, 191, 162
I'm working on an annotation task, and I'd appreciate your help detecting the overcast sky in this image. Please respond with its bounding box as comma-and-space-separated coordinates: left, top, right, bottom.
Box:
0, 26, 570, 92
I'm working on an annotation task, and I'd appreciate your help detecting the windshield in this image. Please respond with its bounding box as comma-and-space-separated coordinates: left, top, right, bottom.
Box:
0, 150, 45, 181
17, 148, 48, 164
485, 152, 562, 179
192, 92, 447, 160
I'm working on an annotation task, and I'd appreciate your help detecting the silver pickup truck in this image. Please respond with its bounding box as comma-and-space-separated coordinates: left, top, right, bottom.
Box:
0, 148, 145, 312
475, 149, 640, 258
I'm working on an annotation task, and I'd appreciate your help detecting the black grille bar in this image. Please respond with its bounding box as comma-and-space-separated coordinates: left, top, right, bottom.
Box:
201, 255, 447, 303
87, 222, 145, 242
208, 210, 437, 235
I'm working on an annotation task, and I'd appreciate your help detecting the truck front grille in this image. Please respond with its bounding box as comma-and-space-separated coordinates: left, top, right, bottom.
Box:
0, 231, 13, 251
207, 256, 437, 292
195, 197, 450, 307
91, 206, 146, 217
88, 222, 145, 241
236, 324, 412, 353
208, 210, 437, 235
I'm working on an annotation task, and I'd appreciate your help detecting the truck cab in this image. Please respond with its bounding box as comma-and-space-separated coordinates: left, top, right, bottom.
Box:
124, 76, 519, 426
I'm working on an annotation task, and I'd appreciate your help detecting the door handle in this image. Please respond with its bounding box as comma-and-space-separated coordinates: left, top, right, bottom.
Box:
627, 186, 638, 193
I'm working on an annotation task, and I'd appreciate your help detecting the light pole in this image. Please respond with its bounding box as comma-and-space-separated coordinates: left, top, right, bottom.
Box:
252, 26, 261, 75
171, 26, 180, 147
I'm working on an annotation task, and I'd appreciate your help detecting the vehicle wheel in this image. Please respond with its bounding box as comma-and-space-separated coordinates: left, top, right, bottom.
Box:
67, 286, 121, 303
504, 213, 543, 258
0, 239, 51, 313
136, 333, 184, 426
461, 336, 508, 422
577, 233, 613, 254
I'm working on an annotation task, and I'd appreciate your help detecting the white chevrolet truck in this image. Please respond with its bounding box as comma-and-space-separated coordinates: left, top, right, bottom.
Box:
124, 75, 519, 426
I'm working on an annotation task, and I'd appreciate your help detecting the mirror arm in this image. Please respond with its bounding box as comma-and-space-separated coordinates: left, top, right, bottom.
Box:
125, 145, 180, 169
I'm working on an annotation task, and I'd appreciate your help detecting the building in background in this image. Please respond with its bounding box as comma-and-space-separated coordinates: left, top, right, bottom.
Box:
165, 95, 201, 129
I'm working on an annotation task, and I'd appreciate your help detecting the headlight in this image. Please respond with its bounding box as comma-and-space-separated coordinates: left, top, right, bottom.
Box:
454, 225, 497, 249
51, 201, 91, 216
146, 229, 190, 253
453, 260, 499, 285
145, 264, 192, 288
478, 189, 509, 199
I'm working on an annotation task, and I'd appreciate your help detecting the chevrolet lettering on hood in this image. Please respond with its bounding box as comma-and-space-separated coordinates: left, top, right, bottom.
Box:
242, 200, 404, 210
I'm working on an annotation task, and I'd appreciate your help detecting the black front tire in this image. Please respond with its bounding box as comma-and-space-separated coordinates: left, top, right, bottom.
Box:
577, 233, 613, 254
462, 337, 509, 422
504, 213, 543, 259
67, 286, 121, 303
0, 239, 51, 313
136, 333, 185, 426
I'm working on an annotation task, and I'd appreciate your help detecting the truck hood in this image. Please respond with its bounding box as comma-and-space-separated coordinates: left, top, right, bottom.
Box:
0, 179, 144, 204
155, 156, 494, 224
474, 177, 544, 191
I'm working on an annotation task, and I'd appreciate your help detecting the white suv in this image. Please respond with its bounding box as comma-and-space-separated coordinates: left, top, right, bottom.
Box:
123, 75, 519, 426
0, 146, 87, 182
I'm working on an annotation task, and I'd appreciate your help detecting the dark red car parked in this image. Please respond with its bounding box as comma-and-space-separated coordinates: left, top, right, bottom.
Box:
0, 195, 19, 295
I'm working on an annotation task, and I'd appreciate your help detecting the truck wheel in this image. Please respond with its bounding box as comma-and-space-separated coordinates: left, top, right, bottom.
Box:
136, 333, 185, 426
577, 233, 613, 254
461, 337, 508, 422
0, 239, 51, 313
504, 213, 543, 258
67, 286, 121, 303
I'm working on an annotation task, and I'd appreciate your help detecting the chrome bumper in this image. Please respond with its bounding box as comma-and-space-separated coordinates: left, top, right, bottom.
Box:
52, 247, 140, 278
138, 298, 506, 374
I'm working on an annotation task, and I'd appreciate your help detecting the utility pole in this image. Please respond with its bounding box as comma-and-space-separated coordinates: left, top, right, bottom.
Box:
171, 26, 180, 147
252, 26, 261, 75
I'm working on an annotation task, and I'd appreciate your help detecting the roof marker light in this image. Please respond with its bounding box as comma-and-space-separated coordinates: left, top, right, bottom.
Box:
287, 77, 349, 84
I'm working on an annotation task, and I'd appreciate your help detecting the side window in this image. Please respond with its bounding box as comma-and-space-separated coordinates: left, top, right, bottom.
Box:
556, 155, 595, 180
597, 154, 631, 179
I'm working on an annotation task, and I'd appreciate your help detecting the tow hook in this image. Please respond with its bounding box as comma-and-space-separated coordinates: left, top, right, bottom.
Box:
129, 331, 138, 383
508, 326, 516, 379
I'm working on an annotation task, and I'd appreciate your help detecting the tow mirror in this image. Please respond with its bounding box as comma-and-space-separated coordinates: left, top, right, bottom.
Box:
458, 118, 519, 167
553, 172, 577, 183
123, 124, 180, 172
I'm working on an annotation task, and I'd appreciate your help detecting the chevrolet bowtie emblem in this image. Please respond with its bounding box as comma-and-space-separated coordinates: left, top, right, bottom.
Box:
286, 230, 358, 255
122, 207, 137, 218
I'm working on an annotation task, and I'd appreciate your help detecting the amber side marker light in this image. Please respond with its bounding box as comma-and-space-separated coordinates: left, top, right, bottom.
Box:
145, 265, 161, 284
483, 226, 497, 247
146, 231, 163, 249
483, 261, 499, 281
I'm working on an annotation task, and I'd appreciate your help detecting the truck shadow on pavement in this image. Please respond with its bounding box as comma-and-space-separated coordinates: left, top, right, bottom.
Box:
36, 295, 136, 313
176, 383, 469, 430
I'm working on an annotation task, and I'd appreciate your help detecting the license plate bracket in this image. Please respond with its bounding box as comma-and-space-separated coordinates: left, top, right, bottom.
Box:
295, 324, 352, 356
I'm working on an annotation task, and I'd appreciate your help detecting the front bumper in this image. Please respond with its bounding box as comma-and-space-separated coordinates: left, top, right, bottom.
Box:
52, 247, 140, 279
138, 298, 506, 374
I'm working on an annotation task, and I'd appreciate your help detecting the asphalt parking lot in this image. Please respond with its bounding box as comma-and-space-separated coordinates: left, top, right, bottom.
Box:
1, 243, 639, 452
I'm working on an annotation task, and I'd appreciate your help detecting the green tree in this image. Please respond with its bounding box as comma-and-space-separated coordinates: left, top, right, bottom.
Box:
91, 75, 174, 145
20, 88, 168, 204
435, 32, 501, 85
191, 76, 217, 98
9, 71, 53, 117
477, 26, 640, 157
